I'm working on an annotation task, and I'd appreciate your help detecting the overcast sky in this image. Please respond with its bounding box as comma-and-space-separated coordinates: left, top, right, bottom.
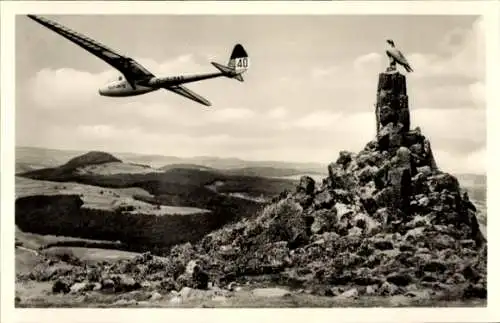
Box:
16, 15, 485, 174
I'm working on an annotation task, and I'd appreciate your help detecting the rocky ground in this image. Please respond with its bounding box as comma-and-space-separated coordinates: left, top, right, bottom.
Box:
16, 140, 487, 307
15, 71, 487, 307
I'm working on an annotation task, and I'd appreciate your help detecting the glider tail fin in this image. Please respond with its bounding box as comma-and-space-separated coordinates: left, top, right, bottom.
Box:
211, 44, 249, 82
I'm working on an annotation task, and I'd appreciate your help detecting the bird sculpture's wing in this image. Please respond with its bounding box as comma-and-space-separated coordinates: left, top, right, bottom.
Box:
395, 49, 411, 66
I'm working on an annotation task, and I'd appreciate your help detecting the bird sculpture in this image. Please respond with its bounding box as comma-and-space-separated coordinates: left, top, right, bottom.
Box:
385, 39, 413, 73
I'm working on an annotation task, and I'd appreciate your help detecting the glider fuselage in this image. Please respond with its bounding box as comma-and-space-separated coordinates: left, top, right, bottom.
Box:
98, 77, 158, 97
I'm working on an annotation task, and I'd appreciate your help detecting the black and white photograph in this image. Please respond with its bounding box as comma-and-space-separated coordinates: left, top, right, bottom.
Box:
1, 1, 499, 321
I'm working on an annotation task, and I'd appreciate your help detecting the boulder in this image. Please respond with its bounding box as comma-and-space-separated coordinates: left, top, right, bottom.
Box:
297, 176, 315, 195
313, 189, 336, 209
52, 279, 70, 294
336, 151, 353, 168
377, 122, 404, 153
428, 173, 460, 193
310, 209, 337, 234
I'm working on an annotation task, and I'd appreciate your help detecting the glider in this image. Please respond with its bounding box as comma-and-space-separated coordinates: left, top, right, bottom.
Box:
385, 39, 413, 73
27, 15, 249, 106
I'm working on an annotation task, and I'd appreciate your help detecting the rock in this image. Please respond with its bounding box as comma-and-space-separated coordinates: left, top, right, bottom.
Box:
332, 189, 352, 204
297, 176, 315, 195
360, 192, 378, 215
150, 291, 162, 301
113, 299, 137, 306
463, 283, 487, 299
460, 239, 476, 249
399, 243, 417, 253
372, 238, 394, 251
365, 285, 378, 296
377, 122, 404, 153
141, 281, 152, 289
394, 146, 412, 168
226, 282, 238, 292
379, 281, 399, 296
418, 196, 430, 207
252, 287, 291, 298
386, 273, 413, 286
447, 273, 466, 284
348, 226, 363, 236
160, 277, 176, 291
294, 192, 313, 208
52, 279, 70, 294
417, 166, 432, 177
313, 190, 336, 209
358, 165, 379, 185
69, 282, 88, 294
113, 275, 140, 292
428, 173, 460, 193
373, 188, 395, 209
352, 267, 381, 285
460, 264, 481, 282
310, 209, 337, 234
372, 207, 390, 226
378, 105, 396, 127
431, 234, 456, 250
336, 288, 359, 299
179, 286, 194, 298
336, 151, 353, 168
169, 296, 183, 304
353, 213, 381, 235
421, 260, 447, 273
335, 203, 355, 220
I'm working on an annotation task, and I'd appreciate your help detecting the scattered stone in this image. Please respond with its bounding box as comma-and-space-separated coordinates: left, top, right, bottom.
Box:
336, 287, 359, 299
69, 282, 88, 294
252, 288, 291, 298
150, 291, 162, 301
52, 279, 70, 294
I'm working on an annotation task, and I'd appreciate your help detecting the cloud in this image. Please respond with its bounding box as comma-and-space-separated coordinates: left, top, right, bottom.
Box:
18, 17, 486, 175
210, 108, 255, 123
293, 111, 343, 129
408, 18, 484, 80
469, 82, 485, 106
311, 66, 339, 79
353, 52, 383, 72
267, 106, 288, 119
29, 68, 115, 110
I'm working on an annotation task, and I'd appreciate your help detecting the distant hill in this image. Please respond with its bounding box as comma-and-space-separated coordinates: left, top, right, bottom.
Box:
18, 149, 299, 203
15, 146, 486, 204
16, 146, 88, 173
159, 163, 217, 172
62, 151, 121, 169
221, 166, 325, 178
16, 147, 326, 173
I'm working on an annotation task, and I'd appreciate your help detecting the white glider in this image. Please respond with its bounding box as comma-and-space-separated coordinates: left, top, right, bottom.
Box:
28, 15, 249, 106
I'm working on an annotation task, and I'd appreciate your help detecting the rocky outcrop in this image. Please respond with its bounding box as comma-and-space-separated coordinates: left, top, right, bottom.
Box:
376, 72, 410, 134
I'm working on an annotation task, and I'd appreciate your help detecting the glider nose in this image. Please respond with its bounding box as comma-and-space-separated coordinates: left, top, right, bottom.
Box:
98, 86, 106, 96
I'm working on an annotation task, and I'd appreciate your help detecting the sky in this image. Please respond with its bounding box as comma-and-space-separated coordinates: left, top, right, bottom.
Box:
16, 15, 485, 174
